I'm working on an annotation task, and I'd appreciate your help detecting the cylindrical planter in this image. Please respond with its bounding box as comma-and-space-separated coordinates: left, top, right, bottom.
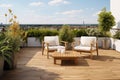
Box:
102, 39, 110, 49
0, 57, 4, 76
4, 52, 18, 70
66, 43, 72, 50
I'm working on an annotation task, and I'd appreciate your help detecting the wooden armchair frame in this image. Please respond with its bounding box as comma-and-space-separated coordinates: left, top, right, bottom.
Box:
42, 40, 67, 59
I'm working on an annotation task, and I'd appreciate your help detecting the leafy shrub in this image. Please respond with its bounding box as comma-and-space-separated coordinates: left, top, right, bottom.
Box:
72, 29, 88, 37
59, 25, 74, 43
113, 30, 120, 39
27, 28, 59, 42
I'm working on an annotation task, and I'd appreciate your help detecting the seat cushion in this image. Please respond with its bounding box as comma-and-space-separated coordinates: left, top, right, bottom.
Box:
74, 45, 96, 51
45, 46, 65, 50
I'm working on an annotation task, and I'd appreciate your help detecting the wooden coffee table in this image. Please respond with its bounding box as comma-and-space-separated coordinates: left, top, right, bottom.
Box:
51, 51, 81, 64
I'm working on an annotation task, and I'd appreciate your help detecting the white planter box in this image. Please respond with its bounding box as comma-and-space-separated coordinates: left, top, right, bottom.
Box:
114, 39, 120, 52
27, 37, 41, 47
110, 38, 115, 49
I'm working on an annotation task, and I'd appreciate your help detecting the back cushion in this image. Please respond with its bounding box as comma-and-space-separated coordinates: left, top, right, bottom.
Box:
44, 36, 59, 46
80, 36, 96, 46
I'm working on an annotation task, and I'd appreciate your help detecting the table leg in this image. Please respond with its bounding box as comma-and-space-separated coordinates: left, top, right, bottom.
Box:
54, 58, 56, 64
74, 58, 78, 64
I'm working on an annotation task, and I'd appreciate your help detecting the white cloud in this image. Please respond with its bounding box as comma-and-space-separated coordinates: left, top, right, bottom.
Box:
93, 11, 101, 17
56, 10, 83, 15
0, 4, 12, 8
63, 1, 70, 4
29, 2, 44, 6
48, 0, 70, 6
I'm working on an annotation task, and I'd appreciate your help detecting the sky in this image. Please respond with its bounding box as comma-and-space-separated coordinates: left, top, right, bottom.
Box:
0, 0, 110, 24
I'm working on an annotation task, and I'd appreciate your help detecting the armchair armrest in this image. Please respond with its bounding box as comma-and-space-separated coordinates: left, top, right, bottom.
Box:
44, 42, 49, 48
72, 41, 76, 50
90, 42, 98, 51
42, 41, 45, 55
72, 40, 81, 49
60, 41, 68, 50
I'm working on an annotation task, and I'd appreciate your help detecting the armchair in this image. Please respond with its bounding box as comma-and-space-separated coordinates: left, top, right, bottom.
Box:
72, 36, 98, 59
42, 36, 67, 59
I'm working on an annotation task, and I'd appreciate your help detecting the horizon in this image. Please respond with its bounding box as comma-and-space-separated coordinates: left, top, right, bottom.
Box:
0, 0, 110, 24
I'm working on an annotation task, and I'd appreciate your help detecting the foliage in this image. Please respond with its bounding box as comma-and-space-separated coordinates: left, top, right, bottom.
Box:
72, 29, 88, 37
27, 28, 59, 42
59, 25, 74, 43
98, 8, 115, 36
6, 22, 21, 52
20, 29, 28, 43
113, 30, 120, 39
0, 33, 12, 67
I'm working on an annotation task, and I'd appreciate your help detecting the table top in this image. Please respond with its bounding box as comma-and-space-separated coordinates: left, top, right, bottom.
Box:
51, 51, 82, 58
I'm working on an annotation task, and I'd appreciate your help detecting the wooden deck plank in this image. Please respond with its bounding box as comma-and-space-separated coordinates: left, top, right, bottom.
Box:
1, 48, 120, 80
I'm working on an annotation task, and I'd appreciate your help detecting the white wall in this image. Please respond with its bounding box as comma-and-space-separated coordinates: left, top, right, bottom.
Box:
110, 0, 120, 28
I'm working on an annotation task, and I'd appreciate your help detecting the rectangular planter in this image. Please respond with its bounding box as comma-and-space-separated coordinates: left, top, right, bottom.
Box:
27, 37, 41, 47
114, 39, 120, 52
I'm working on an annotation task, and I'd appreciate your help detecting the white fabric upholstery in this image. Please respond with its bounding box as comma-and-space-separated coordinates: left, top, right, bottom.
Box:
74, 45, 96, 51
44, 36, 59, 46
45, 46, 65, 50
80, 36, 96, 46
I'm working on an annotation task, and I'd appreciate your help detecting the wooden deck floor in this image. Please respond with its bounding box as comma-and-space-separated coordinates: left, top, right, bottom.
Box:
1, 48, 120, 80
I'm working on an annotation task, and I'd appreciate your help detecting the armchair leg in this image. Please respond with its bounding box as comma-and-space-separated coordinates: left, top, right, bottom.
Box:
90, 52, 93, 59
80, 52, 81, 54
47, 50, 49, 59
42, 48, 44, 55
96, 49, 99, 56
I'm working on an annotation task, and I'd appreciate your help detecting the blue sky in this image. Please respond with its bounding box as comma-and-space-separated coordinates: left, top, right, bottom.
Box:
0, 0, 110, 24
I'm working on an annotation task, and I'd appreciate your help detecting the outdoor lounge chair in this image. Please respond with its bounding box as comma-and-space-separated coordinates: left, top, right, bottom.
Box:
72, 36, 98, 59
42, 36, 67, 59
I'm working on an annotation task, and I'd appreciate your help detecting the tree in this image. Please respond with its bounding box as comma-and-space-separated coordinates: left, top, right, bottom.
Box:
98, 8, 116, 49
98, 8, 115, 36
59, 25, 74, 49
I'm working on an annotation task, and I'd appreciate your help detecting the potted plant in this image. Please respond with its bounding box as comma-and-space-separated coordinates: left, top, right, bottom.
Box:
4, 21, 21, 70
59, 25, 74, 49
0, 33, 12, 75
98, 8, 115, 49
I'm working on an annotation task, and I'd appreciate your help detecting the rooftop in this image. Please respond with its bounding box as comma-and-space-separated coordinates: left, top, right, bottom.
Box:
1, 48, 120, 80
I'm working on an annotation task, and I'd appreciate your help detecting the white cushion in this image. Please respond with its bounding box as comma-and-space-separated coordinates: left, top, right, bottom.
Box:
80, 36, 96, 46
44, 36, 59, 46
45, 46, 65, 50
74, 45, 96, 51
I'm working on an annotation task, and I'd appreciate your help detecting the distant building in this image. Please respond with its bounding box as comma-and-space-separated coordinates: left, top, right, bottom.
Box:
0, 24, 98, 30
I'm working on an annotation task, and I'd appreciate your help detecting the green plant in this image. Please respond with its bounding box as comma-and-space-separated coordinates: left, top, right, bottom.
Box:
0, 33, 12, 67
113, 30, 120, 39
59, 25, 74, 43
98, 7, 115, 36
6, 22, 21, 52
72, 29, 88, 37
27, 28, 59, 42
